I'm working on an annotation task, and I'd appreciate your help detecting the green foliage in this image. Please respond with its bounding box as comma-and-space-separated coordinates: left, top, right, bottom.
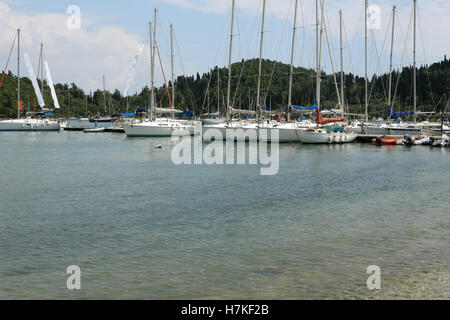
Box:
1, 56, 449, 118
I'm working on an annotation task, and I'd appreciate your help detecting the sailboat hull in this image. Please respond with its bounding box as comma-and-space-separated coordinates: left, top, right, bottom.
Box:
297, 130, 357, 144
123, 122, 194, 137
203, 123, 302, 143
0, 119, 60, 131
363, 126, 421, 136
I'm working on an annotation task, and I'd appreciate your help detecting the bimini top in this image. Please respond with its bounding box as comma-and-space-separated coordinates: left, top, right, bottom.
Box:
177, 110, 194, 117
388, 106, 414, 118
292, 103, 318, 111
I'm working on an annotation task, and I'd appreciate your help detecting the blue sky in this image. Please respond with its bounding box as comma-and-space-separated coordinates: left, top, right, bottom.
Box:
1, 0, 448, 93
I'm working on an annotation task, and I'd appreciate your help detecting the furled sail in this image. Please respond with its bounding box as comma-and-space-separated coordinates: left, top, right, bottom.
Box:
291, 103, 318, 112
44, 61, 60, 109
24, 52, 45, 108
155, 107, 183, 114
123, 48, 142, 97
316, 107, 345, 125
230, 108, 257, 116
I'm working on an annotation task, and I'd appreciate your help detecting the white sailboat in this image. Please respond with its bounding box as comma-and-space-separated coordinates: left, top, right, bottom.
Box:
254, 0, 305, 143
0, 33, 60, 131
296, 0, 356, 144
202, 0, 244, 140
361, 0, 427, 135
123, 11, 193, 137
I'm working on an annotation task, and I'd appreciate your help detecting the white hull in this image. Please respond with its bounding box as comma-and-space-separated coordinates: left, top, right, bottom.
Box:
203, 121, 315, 143
259, 124, 300, 143
0, 119, 60, 131
84, 128, 105, 133
363, 125, 421, 136
124, 120, 194, 137
297, 130, 357, 144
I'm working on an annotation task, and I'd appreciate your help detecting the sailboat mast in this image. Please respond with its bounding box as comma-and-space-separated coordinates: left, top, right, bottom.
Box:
40, 43, 44, 97
68, 87, 70, 118
151, 9, 158, 119
170, 24, 175, 112
103, 75, 106, 115
413, 0, 417, 122
388, 6, 396, 109
256, 0, 266, 116
315, 0, 320, 106
217, 68, 220, 114
149, 22, 153, 117
17, 29, 20, 119
288, 0, 299, 111
227, 0, 236, 121
364, 0, 368, 123
339, 9, 345, 112
317, 0, 324, 109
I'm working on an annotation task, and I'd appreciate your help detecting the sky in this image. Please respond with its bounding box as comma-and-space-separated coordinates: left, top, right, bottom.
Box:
0, 0, 448, 94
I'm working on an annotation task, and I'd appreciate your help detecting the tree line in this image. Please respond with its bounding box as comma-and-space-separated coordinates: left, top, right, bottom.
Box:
0, 56, 449, 119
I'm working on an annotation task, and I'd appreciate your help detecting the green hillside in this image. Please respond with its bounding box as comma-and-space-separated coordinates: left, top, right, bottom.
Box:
1, 56, 449, 119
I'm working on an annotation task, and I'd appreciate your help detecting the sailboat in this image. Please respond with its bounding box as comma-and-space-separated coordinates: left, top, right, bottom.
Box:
123, 10, 194, 137
361, 1, 426, 136
296, 0, 356, 144
253, 0, 314, 143
201, 0, 248, 141
0, 32, 60, 131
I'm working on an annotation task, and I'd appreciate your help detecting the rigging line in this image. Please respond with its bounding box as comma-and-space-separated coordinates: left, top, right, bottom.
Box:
367, 14, 391, 108
393, 6, 413, 111
390, 7, 406, 110
263, 0, 293, 107
343, 7, 363, 112
417, 10, 434, 106
173, 32, 195, 110
231, 0, 261, 110
322, 3, 341, 108
299, 0, 307, 71
155, 38, 173, 109
199, 12, 229, 115
105, 78, 116, 114
0, 33, 16, 90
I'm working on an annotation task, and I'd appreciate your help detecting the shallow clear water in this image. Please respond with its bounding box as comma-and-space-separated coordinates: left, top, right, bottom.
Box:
0, 128, 449, 299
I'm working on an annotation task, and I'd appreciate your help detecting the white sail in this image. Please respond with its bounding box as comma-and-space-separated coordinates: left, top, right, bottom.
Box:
123, 48, 142, 97
23, 52, 45, 108
44, 61, 60, 109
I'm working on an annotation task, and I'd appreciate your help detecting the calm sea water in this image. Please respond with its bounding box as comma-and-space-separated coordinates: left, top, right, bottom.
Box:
0, 126, 449, 299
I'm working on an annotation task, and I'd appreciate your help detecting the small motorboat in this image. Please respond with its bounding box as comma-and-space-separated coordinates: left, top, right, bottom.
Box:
83, 127, 105, 133
372, 136, 403, 146
400, 135, 432, 146
413, 136, 431, 145
431, 134, 449, 148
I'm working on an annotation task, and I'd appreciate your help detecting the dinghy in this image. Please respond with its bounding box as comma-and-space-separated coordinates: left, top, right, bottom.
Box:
372, 136, 403, 146
84, 127, 105, 133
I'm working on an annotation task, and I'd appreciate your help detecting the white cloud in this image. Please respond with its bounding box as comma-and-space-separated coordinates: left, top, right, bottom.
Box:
0, 2, 146, 93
